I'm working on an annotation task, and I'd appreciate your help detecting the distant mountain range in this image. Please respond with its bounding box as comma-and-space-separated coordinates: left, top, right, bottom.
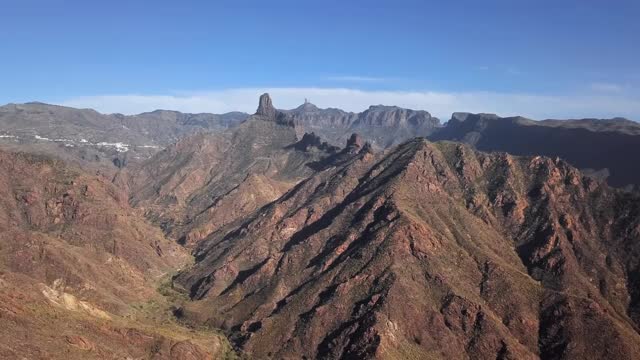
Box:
2, 99, 638, 189
0, 102, 248, 171
0, 102, 247, 145
285, 100, 441, 149
430, 113, 640, 188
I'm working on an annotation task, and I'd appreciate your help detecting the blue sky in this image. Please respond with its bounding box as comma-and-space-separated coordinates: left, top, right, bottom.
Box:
1, 0, 639, 119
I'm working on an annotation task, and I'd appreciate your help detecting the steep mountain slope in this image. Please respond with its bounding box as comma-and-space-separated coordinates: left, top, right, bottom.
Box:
0, 150, 235, 359
284, 101, 440, 149
128, 94, 343, 246
173, 138, 640, 359
0, 102, 248, 171
430, 113, 640, 188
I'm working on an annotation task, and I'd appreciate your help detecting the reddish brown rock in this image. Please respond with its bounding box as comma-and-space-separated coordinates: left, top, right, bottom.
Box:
174, 139, 640, 359
0, 150, 233, 359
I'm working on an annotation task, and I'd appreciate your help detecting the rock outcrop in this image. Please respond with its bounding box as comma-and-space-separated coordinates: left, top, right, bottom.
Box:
292, 132, 340, 153
346, 133, 364, 149
254, 93, 295, 126
256, 93, 277, 119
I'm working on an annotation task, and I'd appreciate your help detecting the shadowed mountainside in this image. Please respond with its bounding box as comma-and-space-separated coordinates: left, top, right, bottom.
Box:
430, 113, 640, 188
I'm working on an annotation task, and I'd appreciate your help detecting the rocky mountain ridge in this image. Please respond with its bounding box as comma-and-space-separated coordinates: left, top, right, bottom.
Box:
172, 137, 640, 359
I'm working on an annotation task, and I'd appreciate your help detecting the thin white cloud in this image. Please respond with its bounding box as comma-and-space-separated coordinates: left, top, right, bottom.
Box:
326, 75, 389, 82
506, 67, 523, 76
58, 87, 640, 121
590, 82, 625, 93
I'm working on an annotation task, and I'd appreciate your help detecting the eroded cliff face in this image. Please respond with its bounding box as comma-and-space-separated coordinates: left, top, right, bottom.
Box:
0, 151, 188, 308
173, 138, 640, 359
0, 150, 236, 359
286, 102, 440, 149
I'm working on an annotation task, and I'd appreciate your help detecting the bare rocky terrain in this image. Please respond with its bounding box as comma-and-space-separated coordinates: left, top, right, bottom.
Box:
174, 137, 640, 359
1, 93, 640, 359
0, 150, 237, 359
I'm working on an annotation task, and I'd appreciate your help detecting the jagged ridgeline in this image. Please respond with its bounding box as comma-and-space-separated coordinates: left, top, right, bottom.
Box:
2, 95, 639, 189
